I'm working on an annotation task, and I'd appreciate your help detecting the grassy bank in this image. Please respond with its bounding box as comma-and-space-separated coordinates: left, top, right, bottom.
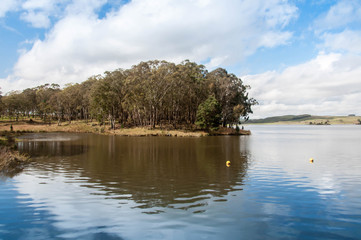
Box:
0, 119, 250, 137
0, 134, 30, 177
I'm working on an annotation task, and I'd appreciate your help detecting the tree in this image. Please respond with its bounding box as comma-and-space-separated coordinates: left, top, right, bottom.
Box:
2, 91, 25, 121
90, 70, 127, 129
177, 60, 208, 125
35, 84, 60, 122
0, 60, 256, 129
21, 88, 37, 118
207, 68, 257, 127
195, 95, 221, 130
79, 77, 97, 122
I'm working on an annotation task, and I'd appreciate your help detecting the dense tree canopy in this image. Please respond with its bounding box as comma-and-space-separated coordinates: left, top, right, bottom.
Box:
0, 60, 257, 130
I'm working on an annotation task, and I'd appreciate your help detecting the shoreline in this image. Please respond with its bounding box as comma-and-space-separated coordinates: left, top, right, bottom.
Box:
0, 133, 30, 177
245, 115, 361, 125
0, 120, 249, 175
0, 120, 251, 137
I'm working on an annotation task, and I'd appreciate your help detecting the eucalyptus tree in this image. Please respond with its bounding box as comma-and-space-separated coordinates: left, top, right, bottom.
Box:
49, 91, 64, 125
79, 77, 98, 122
124, 61, 152, 126
195, 95, 221, 130
35, 84, 60, 122
0, 60, 256, 130
90, 69, 127, 129
129, 60, 176, 128
207, 68, 256, 127
2, 91, 24, 121
21, 88, 37, 118
175, 60, 208, 125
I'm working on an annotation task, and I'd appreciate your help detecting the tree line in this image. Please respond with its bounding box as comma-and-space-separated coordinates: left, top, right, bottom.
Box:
0, 60, 257, 130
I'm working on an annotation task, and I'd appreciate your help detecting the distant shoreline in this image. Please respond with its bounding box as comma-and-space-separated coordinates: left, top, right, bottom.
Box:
245, 115, 361, 125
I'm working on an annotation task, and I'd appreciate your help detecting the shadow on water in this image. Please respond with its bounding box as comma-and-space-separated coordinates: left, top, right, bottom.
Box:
16, 133, 250, 212
17, 141, 86, 157
17, 133, 87, 158
82, 135, 250, 211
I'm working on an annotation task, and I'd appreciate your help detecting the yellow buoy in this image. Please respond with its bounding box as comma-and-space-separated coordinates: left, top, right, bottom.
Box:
226, 161, 231, 167
309, 158, 314, 163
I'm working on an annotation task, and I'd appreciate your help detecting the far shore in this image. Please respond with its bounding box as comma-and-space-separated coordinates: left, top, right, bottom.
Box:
245, 115, 361, 125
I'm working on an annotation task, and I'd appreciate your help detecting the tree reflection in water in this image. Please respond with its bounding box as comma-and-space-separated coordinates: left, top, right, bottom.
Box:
17, 134, 250, 213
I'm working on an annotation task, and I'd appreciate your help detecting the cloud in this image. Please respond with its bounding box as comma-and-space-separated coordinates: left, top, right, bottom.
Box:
20, 10, 51, 28
3, 0, 297, 93
0, 0, 20, 17
243, 52, 361, 118
313, 1, 361, 55
321, 29, 361, 54
241, 1, 361, 118
1, 0, 73, 28
314, 0, 361, 31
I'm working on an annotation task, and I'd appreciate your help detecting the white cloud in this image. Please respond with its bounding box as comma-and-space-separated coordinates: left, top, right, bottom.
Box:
314, 0, 361, 31
20, 10, 51, 28
0, 0, 20, 17
244, 0, 361, 119
243, 52, 361, 118
4, 0, 297, 93
1, 0, 73, 28
322, 29, 361, 54
313, 1, 361, 56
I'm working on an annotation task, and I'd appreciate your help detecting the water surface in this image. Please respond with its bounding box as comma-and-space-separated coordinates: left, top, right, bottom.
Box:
1, 125, 361, 239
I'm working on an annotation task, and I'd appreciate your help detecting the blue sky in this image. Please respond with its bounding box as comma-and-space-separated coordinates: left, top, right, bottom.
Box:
1, 0, 361, 118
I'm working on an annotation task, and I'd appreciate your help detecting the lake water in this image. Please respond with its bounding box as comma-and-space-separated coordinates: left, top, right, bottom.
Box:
1, 125, 361, 239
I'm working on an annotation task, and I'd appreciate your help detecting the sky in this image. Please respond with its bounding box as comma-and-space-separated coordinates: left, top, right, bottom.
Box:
0, 0, 361, 118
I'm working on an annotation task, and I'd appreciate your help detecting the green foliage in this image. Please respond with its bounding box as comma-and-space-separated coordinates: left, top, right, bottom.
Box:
207, 68, 257, 127
195, 95, 221, 130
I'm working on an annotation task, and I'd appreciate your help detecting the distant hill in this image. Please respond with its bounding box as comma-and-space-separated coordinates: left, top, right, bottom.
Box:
246, 114, 361, 125
246, 114, 314, 123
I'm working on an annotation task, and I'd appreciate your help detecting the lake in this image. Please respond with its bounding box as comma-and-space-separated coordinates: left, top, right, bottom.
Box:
1, 125, 361, 239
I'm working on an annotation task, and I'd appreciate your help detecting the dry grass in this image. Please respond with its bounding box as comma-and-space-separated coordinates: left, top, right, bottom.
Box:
0, 121, 94, 133
0, 120, 255, 137
110, 127, 207, 137
294, 116, 360, 125
0, 120, 208, 137
0, 146, 30, 177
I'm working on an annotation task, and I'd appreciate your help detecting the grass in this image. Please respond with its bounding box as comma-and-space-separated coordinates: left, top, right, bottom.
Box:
0, 146, 30, 176
0, 118, 254, 137
0, 119, 210, 137
0, 133, 30, 177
